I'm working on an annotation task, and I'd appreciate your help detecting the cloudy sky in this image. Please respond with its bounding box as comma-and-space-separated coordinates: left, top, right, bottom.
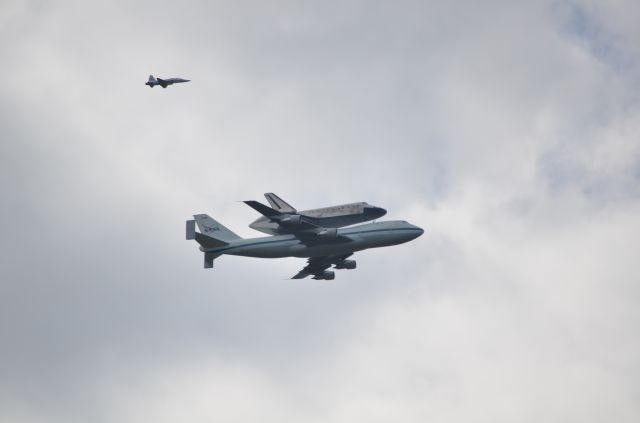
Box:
1, 0, 639, 421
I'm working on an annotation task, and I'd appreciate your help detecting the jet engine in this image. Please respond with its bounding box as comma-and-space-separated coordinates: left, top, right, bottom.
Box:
280, 214, 302, 225
313, 270, 335, 280
317, 228, 338, 237
335, 259, 356, 270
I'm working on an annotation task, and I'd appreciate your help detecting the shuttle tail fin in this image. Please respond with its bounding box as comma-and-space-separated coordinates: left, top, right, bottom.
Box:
264, 193, 296, 213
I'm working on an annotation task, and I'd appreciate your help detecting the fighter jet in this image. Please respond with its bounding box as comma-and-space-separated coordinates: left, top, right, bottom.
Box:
145, 75, 190, 88
248, 192, 387, 235
185, 212, 423, 280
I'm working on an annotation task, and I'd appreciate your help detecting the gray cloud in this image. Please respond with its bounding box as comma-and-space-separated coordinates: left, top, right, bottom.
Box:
1, 1, 639, 422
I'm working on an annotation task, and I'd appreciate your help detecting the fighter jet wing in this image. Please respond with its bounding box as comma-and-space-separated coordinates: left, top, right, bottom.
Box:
291, 254, 353, 279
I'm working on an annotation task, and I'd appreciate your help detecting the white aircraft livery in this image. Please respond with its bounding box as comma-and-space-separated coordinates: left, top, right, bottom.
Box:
186, 209, 423, 280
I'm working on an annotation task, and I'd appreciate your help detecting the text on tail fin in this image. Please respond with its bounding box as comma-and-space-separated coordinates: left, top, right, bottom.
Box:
193, 214, 241, 242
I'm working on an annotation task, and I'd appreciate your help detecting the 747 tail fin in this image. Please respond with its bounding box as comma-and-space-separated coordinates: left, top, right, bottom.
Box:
186, 215, 242, 269
186, 214, 242, 249
193, 214, 241, 241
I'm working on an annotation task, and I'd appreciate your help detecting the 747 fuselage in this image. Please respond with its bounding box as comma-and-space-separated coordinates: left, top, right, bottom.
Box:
186, 196, 423, 279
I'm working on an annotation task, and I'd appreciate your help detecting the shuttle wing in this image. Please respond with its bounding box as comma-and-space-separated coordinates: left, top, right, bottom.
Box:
243, 200, 351, 243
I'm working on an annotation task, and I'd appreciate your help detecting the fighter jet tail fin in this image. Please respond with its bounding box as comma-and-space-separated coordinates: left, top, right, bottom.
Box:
148, 75, 157, 83
264, 193, 296, 213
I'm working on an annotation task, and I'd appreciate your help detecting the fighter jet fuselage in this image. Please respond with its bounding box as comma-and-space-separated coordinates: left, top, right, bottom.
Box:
145, 75, 190, 88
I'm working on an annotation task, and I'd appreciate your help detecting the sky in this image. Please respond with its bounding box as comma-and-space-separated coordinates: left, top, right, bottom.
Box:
1, 0, 639, 422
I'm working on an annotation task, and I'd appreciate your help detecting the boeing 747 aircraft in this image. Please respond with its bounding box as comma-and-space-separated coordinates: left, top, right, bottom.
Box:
186, 213, 423, 280
145, 75, 190, 88
248, 193, 387, 235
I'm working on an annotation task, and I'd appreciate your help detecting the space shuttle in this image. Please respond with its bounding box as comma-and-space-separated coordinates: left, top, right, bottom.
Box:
247, 193, 387, 235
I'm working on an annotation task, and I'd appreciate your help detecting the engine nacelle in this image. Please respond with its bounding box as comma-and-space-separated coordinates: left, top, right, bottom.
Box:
280, 214, 302, 225
313, 270, 335, 280
335, 259, 356, 270
317, 227, 338, 237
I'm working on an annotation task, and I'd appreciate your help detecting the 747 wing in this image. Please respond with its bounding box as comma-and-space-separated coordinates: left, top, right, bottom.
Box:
291, 253, 356, 280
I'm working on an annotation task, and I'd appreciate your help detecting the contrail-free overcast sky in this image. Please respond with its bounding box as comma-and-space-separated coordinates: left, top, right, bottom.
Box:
1, 1, 639, 422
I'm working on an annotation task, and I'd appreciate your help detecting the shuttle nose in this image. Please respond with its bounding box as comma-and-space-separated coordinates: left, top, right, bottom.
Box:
366, 205, 387, 219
